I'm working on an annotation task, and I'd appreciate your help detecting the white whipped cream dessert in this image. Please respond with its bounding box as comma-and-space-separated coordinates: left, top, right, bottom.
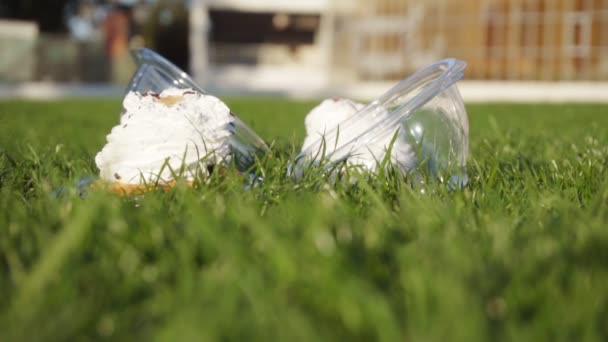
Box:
301, 97, 415, 172
301, 98, 365, 153
95, 88, 235, 183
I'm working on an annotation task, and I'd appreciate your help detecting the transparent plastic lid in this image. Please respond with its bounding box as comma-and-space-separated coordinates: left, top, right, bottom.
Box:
294, 58, 469, 184
124, 48, 269, 172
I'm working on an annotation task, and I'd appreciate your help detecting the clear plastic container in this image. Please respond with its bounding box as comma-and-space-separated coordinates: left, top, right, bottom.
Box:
292, 58, 469, 185
125, 48, 269, 171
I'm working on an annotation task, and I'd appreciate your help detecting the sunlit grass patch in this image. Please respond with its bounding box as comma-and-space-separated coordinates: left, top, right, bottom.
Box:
0, 99, 607, 341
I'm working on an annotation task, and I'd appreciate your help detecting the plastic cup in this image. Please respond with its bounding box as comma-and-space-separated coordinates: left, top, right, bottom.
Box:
124, 48, 269, 172
292, 58, 469, 185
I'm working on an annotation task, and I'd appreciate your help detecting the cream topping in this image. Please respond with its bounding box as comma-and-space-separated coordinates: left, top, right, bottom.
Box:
301, 98, 415, 172
95, 88, 234, 183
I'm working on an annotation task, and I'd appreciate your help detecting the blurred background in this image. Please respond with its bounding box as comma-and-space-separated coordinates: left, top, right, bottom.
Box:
1, 0, 607, 99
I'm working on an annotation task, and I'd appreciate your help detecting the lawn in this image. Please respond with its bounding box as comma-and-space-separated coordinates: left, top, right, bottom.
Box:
0, 99, 607, 341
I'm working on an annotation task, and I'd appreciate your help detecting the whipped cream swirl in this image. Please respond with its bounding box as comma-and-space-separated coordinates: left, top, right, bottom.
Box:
95, 88, 235, 183
300, 98, 415, 172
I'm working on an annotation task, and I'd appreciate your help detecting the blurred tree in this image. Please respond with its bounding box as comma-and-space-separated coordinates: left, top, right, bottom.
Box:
143, 0, 189, 72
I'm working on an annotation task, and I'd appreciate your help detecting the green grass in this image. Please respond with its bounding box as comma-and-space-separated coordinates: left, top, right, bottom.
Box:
0, 99, 607, 341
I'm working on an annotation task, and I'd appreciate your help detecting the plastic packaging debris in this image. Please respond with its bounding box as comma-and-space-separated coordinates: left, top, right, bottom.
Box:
94, 48, 268, 191
292, 58, 469, 186
125, 48, 268, 172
